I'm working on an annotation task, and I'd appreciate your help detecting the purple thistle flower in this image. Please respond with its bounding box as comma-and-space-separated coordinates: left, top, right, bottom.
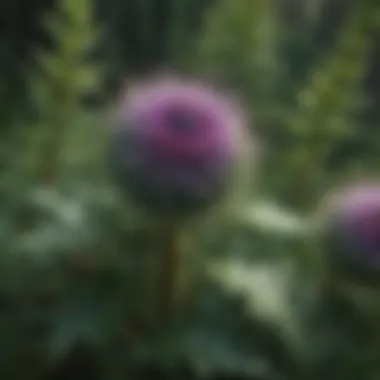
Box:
109, 77, 248, 218
321, 182, 380, 282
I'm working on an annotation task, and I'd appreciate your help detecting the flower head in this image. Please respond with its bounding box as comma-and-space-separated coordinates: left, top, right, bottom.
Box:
320, 182, 380, 283
109, 77, 250, 219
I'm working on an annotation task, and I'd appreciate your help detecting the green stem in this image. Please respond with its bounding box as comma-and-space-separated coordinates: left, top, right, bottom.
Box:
156, 225, 182, 324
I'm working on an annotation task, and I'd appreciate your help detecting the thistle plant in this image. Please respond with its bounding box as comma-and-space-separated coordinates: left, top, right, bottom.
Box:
293, 181, 380, 380
108, 75, 253, 323
319, 182, 380, 286
109, 76, 251, 219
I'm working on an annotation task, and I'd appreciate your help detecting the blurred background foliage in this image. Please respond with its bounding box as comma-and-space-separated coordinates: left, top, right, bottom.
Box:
0, 0, 380, 379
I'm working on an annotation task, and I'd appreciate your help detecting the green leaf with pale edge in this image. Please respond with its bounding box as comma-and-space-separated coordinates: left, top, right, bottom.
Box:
237, 200, 314, 236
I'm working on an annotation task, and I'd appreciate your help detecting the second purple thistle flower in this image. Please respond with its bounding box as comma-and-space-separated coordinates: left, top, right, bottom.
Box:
109, 78, 247, 218
322, 183, 380, 281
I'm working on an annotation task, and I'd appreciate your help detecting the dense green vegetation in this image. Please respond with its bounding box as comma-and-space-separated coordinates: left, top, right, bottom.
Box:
0, 0, 379, 379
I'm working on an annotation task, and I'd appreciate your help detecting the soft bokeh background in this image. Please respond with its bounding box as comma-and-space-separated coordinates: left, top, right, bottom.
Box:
0, 0, 379, 379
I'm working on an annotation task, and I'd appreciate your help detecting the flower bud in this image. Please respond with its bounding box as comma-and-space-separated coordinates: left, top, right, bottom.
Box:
109, 77, 251, 220
319, 182, 380, 284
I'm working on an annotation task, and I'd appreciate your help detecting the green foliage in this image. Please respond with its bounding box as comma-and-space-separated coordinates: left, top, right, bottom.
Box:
281, 1, 379, 208
193, 0, 379, 211
30, 0, 103, 182
1, 0, 380, 379
193, 0, 282, 126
